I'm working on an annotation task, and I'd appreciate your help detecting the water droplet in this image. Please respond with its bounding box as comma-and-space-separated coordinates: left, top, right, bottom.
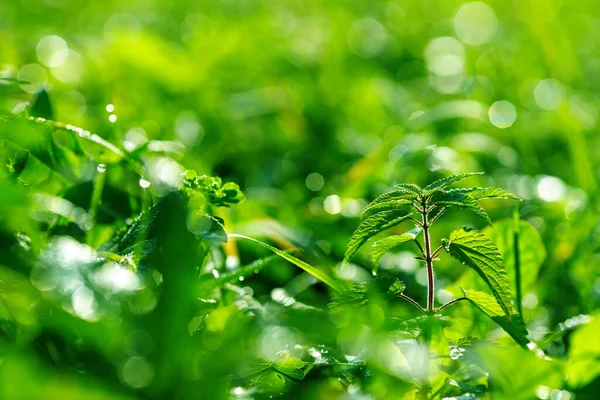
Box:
238, 276, 244, 282
139, 178, 151, 189
97, 163, 106, 173
106, 104, 115, 112
109, 114, 117, 123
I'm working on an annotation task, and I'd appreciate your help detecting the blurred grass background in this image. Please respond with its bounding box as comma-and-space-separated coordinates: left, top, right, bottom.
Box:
1, 0, 600, 398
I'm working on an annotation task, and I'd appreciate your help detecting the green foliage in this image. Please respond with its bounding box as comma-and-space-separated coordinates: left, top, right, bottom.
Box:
483, 218, 546, 297
344, 208, 413, 263
0, 1, 598, 397
460, 288, 529, 347
231, 233, 346, 293
371, 227, 422, 270
328, 277, 406, 310
444, 227, 514, 315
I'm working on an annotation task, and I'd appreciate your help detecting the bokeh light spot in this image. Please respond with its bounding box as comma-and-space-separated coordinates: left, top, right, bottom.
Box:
488, 100, 517, 128
454, 2, 498, 45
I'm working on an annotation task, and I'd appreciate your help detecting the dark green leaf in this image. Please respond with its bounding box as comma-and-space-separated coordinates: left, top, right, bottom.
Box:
344, 208, 412, 263
444, 228, 514, 315
29, 88, 53, 120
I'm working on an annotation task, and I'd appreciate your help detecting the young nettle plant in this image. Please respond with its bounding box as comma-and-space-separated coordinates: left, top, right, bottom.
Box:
341, 173, 530, 399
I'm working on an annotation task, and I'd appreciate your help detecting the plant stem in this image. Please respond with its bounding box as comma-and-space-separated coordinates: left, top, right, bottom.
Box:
398, 294, 427, 314
418, 197, 435, 400
436, 297, 468, 312
421, 200, 435, 313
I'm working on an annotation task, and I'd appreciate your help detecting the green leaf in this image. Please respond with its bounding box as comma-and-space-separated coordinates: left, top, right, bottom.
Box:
461, 288, 529, 347
186, 212, 228, 243
567, 312, 600, 387
431, 190, 491, 224
460, 187, 520, 201
444, 228, 513, 315
344, 208, 412, 263
230, 233, 346, 293
475, 340, 563, 398
393, 182, 422, 194
423, 172, 483, 194
361, 188, 419, 217
329, 277, 406, 310
483, 219, 546, 298
29, 88, 54, 120
371, 227, 422, 267
273, 357, 305, 380
183, 173, 244, 207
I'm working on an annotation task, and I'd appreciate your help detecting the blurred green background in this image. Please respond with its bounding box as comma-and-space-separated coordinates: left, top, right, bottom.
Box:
1, 0, 599, 399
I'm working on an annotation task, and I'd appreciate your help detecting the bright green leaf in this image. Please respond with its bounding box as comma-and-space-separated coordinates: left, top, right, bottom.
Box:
430, 190, 491, 224
371, 227, 422, 267
423, 172, 483, 194
361, 189, 418, 217
461, 288, 529, 347
567, 312, 600, 387
483, 219, 546, 297
445, 228, 514, 315
273, 357, 305, 380
345, 209, 412, 263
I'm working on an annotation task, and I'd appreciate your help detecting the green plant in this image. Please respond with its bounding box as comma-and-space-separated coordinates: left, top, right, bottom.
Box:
342, 173, 528, 399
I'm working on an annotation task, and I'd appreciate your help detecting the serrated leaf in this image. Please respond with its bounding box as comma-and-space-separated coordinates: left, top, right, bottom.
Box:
230, 234, 346, 293
423, 172, 483, 194
393, 182, 422, 194
461, 288, 529, 347
431, 190, 491, 224
344, 209, 412, 263
329, 277, 405, 310
371, 227, 422, 267
460, 187, 520, 201
445, 228, 513, 315
273, 357, 305, 380
361, 188, 418, 217
483, 219, 546, 297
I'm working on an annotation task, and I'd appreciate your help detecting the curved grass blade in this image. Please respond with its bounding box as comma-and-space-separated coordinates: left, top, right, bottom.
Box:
230, 233, 346, 293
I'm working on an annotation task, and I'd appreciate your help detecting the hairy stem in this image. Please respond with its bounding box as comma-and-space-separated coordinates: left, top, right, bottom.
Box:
398, 294, 427, 313
421, 200, 435, 312
418, 197, 435, 400
436, 297, 468, 312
